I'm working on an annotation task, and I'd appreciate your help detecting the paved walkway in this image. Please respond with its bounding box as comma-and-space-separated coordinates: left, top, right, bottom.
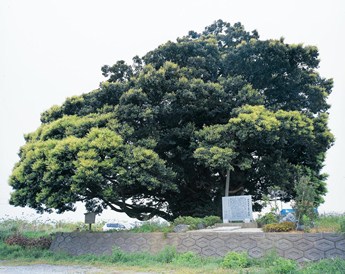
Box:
190, 226, 263, 233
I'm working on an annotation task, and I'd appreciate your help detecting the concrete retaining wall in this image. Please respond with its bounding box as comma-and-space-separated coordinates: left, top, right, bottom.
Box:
50, 232, 345, 262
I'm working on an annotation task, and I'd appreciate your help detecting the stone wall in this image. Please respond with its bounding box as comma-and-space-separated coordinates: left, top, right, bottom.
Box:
50, 232, 345, 262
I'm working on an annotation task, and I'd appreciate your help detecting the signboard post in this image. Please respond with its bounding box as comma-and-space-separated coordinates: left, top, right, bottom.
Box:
222, 195, 253, 223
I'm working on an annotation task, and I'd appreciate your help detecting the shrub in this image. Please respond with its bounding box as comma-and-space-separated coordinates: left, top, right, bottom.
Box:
203, 216, 222, 227
293, 176, 318, 226
221, 251, 249, 268
300, 258, 345, 273
5, 234, 52, 249
129, 222, 172, 233
255, 250, 297, 273
263, 222, 295, 232
156, 246, 177, 263
173, 215, 221, 230
256, 212, 279, 227
339, 218, 345, 233
270, 257, 297, 274
173, 216, 203, 230
172, 251, 202, 266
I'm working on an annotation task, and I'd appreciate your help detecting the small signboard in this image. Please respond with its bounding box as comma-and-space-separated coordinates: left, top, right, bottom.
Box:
84, 212, 96, 224
222, 195, 253, 222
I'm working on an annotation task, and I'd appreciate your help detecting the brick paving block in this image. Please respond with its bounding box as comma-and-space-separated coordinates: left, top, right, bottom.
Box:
274, 248, 284, 258
136, 237, 147, 246
210, 238, 226, 248
304, 233, 323, 241
216, 246, 231, 257
266, 233, 281, 241
55, 234, 65, 243
325, 249, 345, 259
218, 233, 231, 241
88, 236, 97, 245
177, 233, 189, 242
189, 232, 205, 240
176, 245, 189, 253
83, 232, 93, 238
196, 238, 210, 248
297, 257, 311, 264
182, 237, 196, 247
282, 234, 302, 242
125, 237, 136, 245
240, 239, 256, 249
294, 239, 314, 251
304, 248, 324, 261
231, 233, 250, 242
275, 239, 293, 250
114, 237, 125, 245
50, 231, 345, 263
165, 234, 179, 246
96, 237, 107, 245
203, 233, 218, 240
232, 246, 247, 253
249, 233, 265, 240
225, 238, 239, 249
202, 246, 217, 257
189, 245, 202, 254
139, 244, 151, 252
335, 239, 345, 251
285, 249, 303, 260
315, 239, 335, 252
102, 233, 112, 239
248, 247, 265, 258
128, 244, 139, 252
146, 237, 158, 246
257, 239, 274, 250
323, 233, 345, 242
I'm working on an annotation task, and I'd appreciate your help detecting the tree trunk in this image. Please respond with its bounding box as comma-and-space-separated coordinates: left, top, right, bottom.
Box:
225, 169, 230, 196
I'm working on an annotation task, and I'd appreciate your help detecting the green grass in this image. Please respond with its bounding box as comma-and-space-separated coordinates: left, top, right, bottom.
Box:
313, 213, 345, 233
128, 222, 172, 233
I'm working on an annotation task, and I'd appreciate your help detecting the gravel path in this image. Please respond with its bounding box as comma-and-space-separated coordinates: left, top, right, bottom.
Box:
0, 264, 101, 274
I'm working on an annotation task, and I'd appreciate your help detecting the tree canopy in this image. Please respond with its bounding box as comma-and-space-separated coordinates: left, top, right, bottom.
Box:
9, 20, 334, 220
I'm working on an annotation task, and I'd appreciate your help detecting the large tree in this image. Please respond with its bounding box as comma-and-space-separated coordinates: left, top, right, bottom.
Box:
9, 20, 334, 220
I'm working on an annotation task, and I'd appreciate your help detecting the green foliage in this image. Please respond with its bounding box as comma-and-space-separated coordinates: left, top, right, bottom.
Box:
314, 214, 345, 232
173, 216, 203, 230
253, 250, 297, 274
173, 215, 221, 230
300, 258, 345, 274
10, 20, 334, 219
263, 222, 295, 232
129, 222, 172, 233
156, 246, 178, 263
340, 218, 345, 233
269, 257, 297, 274
203, 216, 222, 227
172, 251, 203, 266
221, 251, 249, 268
256, 212, 279, 227
293, 176, 318, 227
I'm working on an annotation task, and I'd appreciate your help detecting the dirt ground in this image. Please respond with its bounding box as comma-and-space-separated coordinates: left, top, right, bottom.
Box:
0, 263, 158, 274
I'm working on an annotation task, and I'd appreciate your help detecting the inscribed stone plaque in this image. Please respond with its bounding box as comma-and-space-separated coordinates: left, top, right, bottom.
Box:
222, 195, 253, 222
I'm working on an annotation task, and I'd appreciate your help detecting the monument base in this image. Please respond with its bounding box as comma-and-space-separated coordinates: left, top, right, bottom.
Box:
215, 222, 258, 228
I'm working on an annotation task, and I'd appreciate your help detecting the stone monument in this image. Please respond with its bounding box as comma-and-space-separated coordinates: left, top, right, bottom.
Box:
222, 195, 253, 223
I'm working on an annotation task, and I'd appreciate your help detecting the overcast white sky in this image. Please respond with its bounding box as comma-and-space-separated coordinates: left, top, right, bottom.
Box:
1, 0, 344, 222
